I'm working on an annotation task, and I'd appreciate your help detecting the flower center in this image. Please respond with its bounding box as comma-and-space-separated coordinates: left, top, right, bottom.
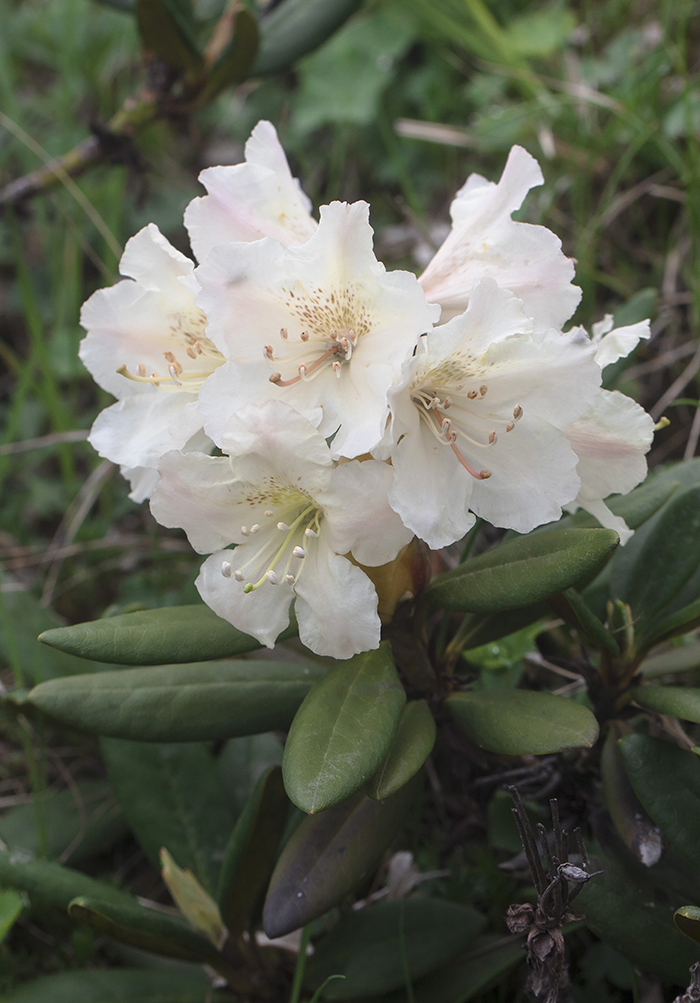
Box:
411, 378, 523, 481
267, 326, 358, 387
219, 501, 323, 592
117, 309, 225, 393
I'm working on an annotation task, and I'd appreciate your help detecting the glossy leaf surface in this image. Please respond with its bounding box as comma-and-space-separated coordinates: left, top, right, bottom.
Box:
447, 690, 599, 755
283, 644, 406, 814
39, 604, 297, 665
100, 739, 233, 893
263, 776, 420, 939
368, 701, 436, 801
425, 529, 619, 614
29, 659, 323, 741
305, 899, 486, 999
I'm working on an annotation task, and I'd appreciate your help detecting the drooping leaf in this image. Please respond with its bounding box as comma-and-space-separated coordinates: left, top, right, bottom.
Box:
305, 899, 486, 999
424, 529, 619, 614
28, 659, 323, 741
217, 766, 289, 936
619, 735, 700, 863
446, 690, 599, 755
68, 896, 221, 966
0, 968, 221, 1003
0, 851, 132, 912
576, 854, 700, 983
0, 890, 23, 944
283, 644, 406, 814
632, 685, 700, 723
253, 0, 364, 77
263, 775, 421, 939
136, 0, 203, 77
39, 604, 297, 665
100, 739, 233, 893
0, 781, 127, 866
601, 728, 662, 866
368, 701, 436, 801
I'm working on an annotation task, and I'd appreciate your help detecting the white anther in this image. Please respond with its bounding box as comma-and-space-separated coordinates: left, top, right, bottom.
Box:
241, 526, 250, 537
266, 570, 279, 585
221, 561, 232, 578
300, 330, 309, 342
285, 574, 296, 585
150, 372, 160, 386
293, 546, 307, 559
168, 364, 182, 386
332, 360, 342, 378
264, 510, 273, 517
277, 522, 289, 532
488, 430, 497, 444
299, 364, 307, 380
234, 570, 245, 582
506, 420, 515, 432
304, 528, 318, 538
280, 327, 288, 340
441, 418, 452, 436
137, 363, 146, 377
250, 524, 260, 534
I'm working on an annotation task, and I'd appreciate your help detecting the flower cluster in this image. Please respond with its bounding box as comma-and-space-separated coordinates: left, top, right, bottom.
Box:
80, 121, 654, 657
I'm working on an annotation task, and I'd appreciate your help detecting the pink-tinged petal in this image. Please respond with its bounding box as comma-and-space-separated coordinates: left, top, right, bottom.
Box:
184, 120, 317, 261
423, 279, 532, 362
119, 223, 195, 296
294, 543, 380, 658
565, 389, 654, 502
89, 395, 206, 473
197, 551, 294, 648
419, 146, 581, 329
593, 319, 651, 369
319, 460, 413, 566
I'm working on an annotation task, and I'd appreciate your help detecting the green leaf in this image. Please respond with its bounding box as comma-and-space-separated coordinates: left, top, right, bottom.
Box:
0, 889, 23, 944
502, 8, 575, 57
305, 899, 486, 999
253, 0, 364, 76
283, 644, 406, 814
576, 854, 700, 983
675, 906, 700, 945
632, 685, 700, 723
454, 604, 549, 651
28, 659, 323, 741
217, 766, 289, 936
548, 588, 620, 656
136, 0, 203, 77
446, 690, 599, 755
640, 640, 700, 678
263, 775, 421, 939
610, 485, 700, 633
424, 529, 619, 614
0, 850, 132, 912
619, 734, 700, 863
641, 596, 700, 650
601, 728, 662, 866
368, 701, 436, 801
0, 781, 127, 866
217, 733, 284, 820
0, 968, 221, 1003
538, 474, 679, 537
200, 8, 259, 101
39, 604, 297, 665
100, 739, 233, 893
68, 896, 221, 966
369, 934, 525, 1003
160, 847, 224, 945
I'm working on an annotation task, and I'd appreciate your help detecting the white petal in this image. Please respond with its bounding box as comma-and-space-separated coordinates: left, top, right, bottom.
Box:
419, 146, 581, 329
197, 551, 293, 648
593, 319, 651, 369
120, 465, 160, 503
294, 543, 380, 658
565, 389, 654, 502
575, 498, 632, 545
184, 120, 317, 261
89, 395, 206, 472
319, 459, 413, 566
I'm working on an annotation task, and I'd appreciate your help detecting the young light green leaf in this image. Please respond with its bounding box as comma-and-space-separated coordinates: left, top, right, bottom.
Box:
424, 529, 619, 614
368, 701, 436, 801
28, 659, 323, 741
160, 847, 225, 946
39, 604, 297, 665
263, 776, 420, 939
446, 690, 599, 755
305, 899, 486, 999
283, 644, 406, 814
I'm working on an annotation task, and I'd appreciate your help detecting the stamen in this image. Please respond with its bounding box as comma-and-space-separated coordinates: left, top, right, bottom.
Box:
443, 397, 452, 409
506, 420, 515, 432
234, 570, 244, 582
186, 347, 197, 359
277, 522, 289, 532
449, 439, 492, 480
480, 385, 488, 396
304, 528, 318, 538
299, 364, 307, 380
513, 404, 523, 420
168, 364, 182, 386
264, 345, 274, 360
266, 570, 278, 585
300, 331, 309, 342
285, 574, 296, 585
293, 547, 306, 559
488, 430, 497, 444
221, 561, 232, 578
241, 526, 250, 537
268, 347, 341, 387
250, 524, 260, 534
269, 372, 282, 384
280, 327, 288, 340
467, 389, 478, 399
264, 510, 273, 517
164, 351, 175, 364
333, 360, 342, 378
138, 363, 146, 377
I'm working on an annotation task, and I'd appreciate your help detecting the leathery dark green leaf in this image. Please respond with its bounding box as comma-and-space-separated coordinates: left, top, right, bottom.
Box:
576, 854, 700, 982
600, 728, 662, 866
68, 896, 221, 966
619, 735, 700, 863
0, 968, 221, 1003
263, 775, 420, 939
548, 588, 619, 656
424, 529, 619, 613
136, 0, 203, 77
632, 685, 700, 724
283, 644, 406, 814
100, 739, 233, 893
305, 899, 486, 999
446, 690, 599, 755
0, 850, 131, 912
39, 604, 297, 665
253, 0, 363, 76
199, 8, 259, 101
28, 659, 323, 742
217, 766, 288, 936
368, 701, 436, 801
675, 906, 700, 945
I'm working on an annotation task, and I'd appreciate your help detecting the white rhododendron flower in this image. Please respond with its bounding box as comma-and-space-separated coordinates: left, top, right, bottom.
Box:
418, 145, 581, 330
376, 279, 602, 549
149, 401, 413, 658
79, 224, 224, 500
562, 317, 654, 543
184, 120, 317, 263
195, 200, 440, 459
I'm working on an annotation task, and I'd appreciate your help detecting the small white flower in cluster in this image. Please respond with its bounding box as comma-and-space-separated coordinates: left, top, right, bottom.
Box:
79, 120, 655, 656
